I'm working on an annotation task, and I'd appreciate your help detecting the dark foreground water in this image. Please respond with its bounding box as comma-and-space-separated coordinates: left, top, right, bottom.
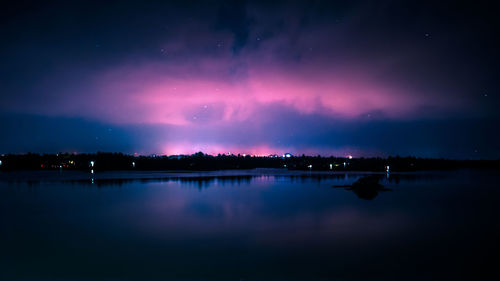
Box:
1, 169, 499, 281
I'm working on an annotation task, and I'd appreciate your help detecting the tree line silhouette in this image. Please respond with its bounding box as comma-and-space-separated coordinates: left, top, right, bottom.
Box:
0, 152, 498, 172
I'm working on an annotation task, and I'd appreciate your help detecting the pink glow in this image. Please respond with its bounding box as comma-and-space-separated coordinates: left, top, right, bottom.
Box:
47, 56, 460, 127
18, 27, 465, 128
156, 143, 378, 158
3, 28, 467, 155
160, 144, 279, 156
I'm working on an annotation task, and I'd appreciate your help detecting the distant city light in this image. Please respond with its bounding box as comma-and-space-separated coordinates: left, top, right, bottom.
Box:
90, 161, 95, 167
329, 164, 333, 170
343, 162, 347, 168
283, 153, 292, 158
0, 160, 2, 166
132, 162, 135, 168
308, 164, 312, 169
347, 155, 353, 159
386, 165, 390, 173
91, 169, 94, 174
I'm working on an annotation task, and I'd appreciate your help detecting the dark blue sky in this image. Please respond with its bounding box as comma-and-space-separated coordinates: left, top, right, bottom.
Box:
0, 0, 498, 158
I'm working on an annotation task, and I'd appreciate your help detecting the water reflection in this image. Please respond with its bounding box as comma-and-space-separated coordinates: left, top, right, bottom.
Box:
1, 170, 498, 280
0, 171, 450, 190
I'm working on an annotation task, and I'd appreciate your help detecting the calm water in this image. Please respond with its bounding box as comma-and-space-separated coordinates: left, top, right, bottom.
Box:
1, 169, 498, 281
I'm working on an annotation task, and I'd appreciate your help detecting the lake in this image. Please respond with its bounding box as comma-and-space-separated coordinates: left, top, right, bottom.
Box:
1, 169, 498, 281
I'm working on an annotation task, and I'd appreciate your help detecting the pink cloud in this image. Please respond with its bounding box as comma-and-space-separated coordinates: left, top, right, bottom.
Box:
7, 12, 465, 129
60, 53, 459, 127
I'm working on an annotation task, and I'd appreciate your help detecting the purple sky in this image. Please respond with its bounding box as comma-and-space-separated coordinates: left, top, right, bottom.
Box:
0, 0, 498, 158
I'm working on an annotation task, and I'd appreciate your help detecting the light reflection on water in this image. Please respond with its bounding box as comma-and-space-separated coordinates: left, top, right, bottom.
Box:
0, 169, 498, 280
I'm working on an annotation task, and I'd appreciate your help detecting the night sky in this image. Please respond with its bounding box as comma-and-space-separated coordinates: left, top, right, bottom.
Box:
1, 0, 498, 158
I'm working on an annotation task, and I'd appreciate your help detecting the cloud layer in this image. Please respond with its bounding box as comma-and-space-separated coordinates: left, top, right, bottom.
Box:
0, 0, 498, 157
